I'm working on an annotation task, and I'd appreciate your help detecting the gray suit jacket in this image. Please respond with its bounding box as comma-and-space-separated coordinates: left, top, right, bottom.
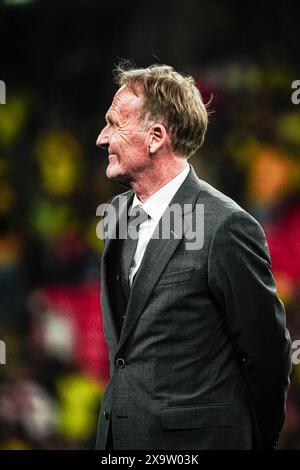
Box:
96, 164, 291, 450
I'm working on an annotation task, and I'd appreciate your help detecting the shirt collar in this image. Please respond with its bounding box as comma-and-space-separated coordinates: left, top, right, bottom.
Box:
131, 164, 190, 221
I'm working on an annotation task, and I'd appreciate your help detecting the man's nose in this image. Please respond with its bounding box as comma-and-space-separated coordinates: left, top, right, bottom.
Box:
96, 126, 109, 149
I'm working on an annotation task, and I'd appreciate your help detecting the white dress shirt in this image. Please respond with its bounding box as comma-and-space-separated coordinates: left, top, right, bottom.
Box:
128, 164, 190, 287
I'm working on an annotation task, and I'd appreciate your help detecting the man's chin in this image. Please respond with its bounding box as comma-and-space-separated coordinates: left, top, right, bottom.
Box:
106, 165, 131, 188
106, 162, 120, 179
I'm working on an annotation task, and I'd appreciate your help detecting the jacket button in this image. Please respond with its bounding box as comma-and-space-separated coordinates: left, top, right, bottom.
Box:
103, 409, 110, 420
116, 357, 126, 368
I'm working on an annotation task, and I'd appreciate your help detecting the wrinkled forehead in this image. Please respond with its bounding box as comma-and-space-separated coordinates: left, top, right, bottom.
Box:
109, 85, 144, 117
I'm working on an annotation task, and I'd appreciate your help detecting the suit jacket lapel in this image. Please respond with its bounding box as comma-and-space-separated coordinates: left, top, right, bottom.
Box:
101, 191, 133, 351
117, 164, 201, 353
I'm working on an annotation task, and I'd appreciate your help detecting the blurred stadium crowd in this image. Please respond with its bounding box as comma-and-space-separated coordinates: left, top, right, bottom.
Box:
0, 0, 300, 449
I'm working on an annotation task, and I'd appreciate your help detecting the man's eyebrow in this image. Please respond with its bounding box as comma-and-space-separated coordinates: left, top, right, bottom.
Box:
105, 112, 117, 124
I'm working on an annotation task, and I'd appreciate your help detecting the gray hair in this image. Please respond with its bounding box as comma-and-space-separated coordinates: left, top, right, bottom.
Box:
115, 63, 208, 159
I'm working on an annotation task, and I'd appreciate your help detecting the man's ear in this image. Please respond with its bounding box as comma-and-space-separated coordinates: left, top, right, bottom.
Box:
148, 124, 167, 154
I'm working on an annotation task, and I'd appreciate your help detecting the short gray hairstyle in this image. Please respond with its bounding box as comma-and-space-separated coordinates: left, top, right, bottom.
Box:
115, 63, 208, 159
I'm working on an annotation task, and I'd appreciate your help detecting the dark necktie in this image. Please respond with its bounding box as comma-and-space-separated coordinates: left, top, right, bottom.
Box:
120, 205, 149, 301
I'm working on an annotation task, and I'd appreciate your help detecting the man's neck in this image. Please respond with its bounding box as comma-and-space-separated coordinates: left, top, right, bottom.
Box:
131, 159, 188, 203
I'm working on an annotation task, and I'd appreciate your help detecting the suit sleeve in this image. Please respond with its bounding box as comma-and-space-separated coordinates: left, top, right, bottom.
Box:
207, 210, 292, 449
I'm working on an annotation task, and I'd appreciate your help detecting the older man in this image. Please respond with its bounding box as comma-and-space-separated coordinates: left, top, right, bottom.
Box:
95, 64, 291, 450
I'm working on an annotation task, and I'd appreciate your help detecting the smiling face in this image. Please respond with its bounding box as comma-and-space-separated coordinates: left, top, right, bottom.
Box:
96, 85, 151, 186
